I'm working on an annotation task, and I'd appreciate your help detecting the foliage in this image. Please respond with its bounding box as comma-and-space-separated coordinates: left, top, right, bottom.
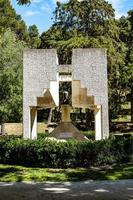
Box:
37, 132, 49, 139
0, 30, 25, 123
16, 0, 31, 5
119, 10, 133, 122
28, 25, 41, 48
0, 136, 133, 168
82, 131, 95, 140
40, 0, 127, 121
54, 0, 116, 38
0, 0, 29, 42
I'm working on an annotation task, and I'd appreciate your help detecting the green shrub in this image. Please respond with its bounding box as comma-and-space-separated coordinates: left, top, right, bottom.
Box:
0, 136, 133, 168
82, 131, 95, 140
37, 132, 49, 139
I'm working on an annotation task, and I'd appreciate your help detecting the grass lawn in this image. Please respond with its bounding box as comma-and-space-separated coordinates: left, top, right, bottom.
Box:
0, 163, 133, 182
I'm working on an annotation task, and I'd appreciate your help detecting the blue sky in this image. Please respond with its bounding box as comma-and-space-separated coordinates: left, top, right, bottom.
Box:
11, 0, 133, 34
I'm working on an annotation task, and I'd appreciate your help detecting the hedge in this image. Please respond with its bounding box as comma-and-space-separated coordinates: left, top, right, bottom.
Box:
0, 136, 133, 168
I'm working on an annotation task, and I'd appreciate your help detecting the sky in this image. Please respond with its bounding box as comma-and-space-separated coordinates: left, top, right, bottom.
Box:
11, 0, 133, 34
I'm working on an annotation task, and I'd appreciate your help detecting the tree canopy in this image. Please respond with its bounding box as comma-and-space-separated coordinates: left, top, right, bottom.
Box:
0, 0, 29, 42
0, 30, 25, 125
16, 0, 31, 5
40, 0, 128, 121
119, 10, 133, 121
28, 25, 41, 48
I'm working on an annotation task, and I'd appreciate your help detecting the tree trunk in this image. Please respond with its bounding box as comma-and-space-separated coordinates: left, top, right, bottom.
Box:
131, 88, 133, 123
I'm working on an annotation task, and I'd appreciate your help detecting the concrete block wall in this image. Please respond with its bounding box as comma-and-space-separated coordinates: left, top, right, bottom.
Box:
72, 48, 109, 138
23, 49, 58, 138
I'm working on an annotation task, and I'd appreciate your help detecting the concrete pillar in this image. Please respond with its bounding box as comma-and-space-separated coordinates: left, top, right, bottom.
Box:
30, 107, 37, 139
61, 105, 71, 122
94, 105, 102, 140
23, 107, 31, 139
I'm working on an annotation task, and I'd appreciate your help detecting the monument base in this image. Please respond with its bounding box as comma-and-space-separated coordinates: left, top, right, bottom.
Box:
49, 122, 88, 141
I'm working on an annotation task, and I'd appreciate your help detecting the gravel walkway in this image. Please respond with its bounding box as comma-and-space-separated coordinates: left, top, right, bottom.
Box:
0, 180, 133, 200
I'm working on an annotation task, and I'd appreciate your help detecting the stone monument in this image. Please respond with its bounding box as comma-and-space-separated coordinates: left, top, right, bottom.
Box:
23, 48, 109, 140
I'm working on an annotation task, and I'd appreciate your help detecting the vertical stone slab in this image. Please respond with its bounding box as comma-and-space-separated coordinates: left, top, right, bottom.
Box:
50, 81, 59, 107
23, 108, 31, 139
72, 80, 81, 107
23, 49, 58, 139
95, 105, 102, 140
61, 105, 71, 122
30, 107, 37, 139
72, 48, 109, 139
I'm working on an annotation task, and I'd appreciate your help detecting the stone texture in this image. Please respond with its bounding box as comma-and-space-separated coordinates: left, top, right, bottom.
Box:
49, 122, 88, 141
72, 80, 94, 108
61, 105, 71, 122
23, 48, 109, 139
23, 49, 58, 139
72, 48, 109, 139
37, 89, 56, 108
50, 104, 88, 140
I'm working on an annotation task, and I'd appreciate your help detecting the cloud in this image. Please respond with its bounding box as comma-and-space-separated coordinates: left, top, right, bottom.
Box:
108, 0, 125, 7
25, 10, 40, 16
41, 4, 52, 13
32, 0, 43, 3
108, 0, 127, 18
40, 6, 52, 13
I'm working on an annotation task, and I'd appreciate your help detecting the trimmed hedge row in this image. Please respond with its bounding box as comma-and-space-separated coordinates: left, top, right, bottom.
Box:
0, 136, 133, 168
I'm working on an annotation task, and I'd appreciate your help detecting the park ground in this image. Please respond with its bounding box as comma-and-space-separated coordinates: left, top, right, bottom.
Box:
0, 162, 133, 182
0, 103, 133, 199
0, 179, 133, 200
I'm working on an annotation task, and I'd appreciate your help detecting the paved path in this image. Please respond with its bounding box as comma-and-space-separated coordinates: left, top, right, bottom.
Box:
0, 180, 133, 200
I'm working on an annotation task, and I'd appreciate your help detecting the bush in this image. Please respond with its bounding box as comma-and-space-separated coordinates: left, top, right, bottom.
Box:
37, 132, 49, 139
82, 131, 95, 140
0, 136, 133, 168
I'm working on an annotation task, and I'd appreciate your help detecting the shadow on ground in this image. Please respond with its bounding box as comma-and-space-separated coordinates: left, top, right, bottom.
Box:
0, 163, 133, 182
0, 167, 24, 182
0, 179, 133, 200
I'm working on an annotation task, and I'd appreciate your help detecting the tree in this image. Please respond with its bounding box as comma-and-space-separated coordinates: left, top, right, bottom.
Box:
16, 0, 31, 5
126, 10, 133, 122
28, 25, 41, 48
28, 25, 39, 37
53, 0, 116, 38
40, 0, 126, 122
0, 30, 25, 134
0, 0, 29, 42
7, 0, 132, 124
119, 10, 133, 122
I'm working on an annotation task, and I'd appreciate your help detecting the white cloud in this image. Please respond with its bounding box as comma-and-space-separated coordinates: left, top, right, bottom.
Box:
32, 0, 43, 3
108, 0, 125, 7
41, 4, 52, 13
108, 0, 127, 18
25, 10, 40, 16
